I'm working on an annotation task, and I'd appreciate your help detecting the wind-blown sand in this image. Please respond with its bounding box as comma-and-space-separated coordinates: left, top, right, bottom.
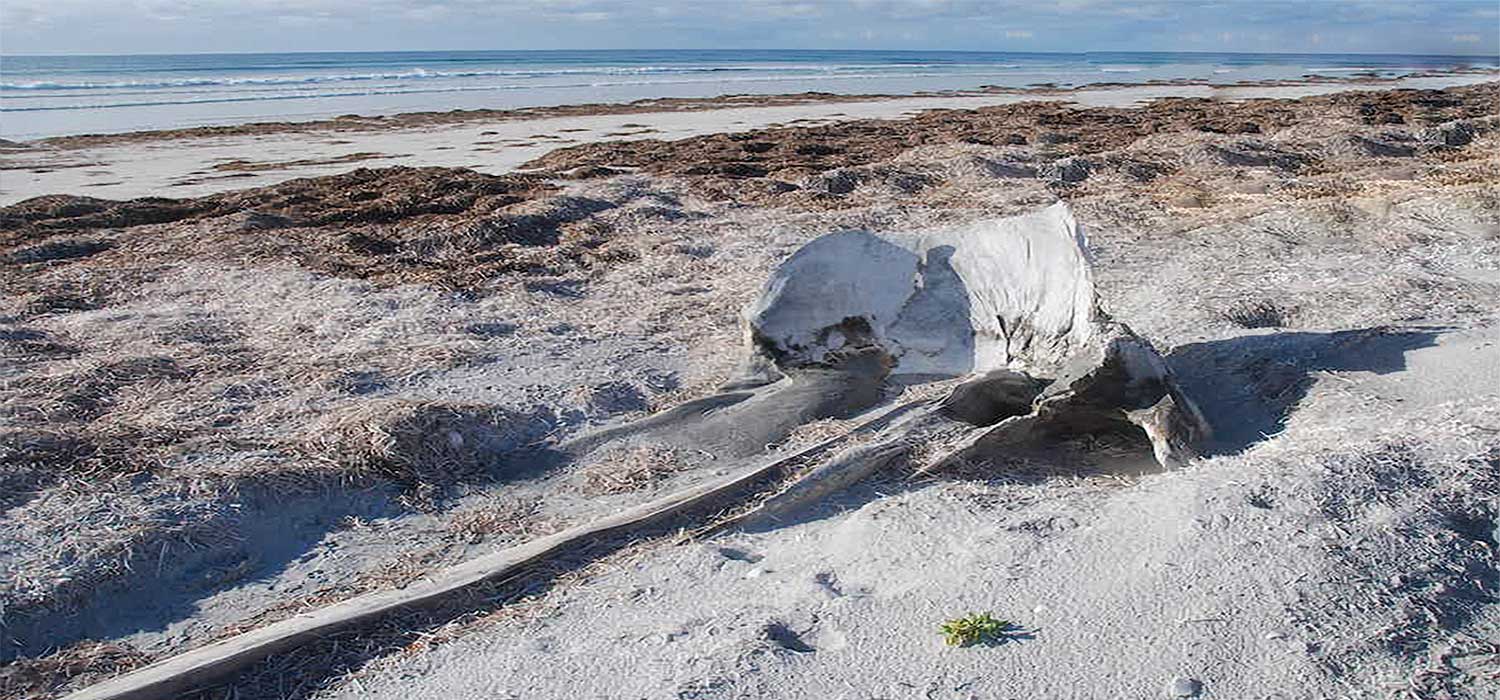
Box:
2, 77, 1498, 699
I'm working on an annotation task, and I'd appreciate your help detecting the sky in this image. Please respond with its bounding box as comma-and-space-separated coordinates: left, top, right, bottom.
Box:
2, 0, 1497, 56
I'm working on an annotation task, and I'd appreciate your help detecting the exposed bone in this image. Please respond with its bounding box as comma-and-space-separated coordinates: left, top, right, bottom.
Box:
746, 201, 1209, 476
702, 202, 1210, 523
60, 202, 1210, 700
56, 398, 913, 700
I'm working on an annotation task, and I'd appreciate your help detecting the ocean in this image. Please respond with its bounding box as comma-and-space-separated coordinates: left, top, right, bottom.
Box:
1, 49, 1495, 140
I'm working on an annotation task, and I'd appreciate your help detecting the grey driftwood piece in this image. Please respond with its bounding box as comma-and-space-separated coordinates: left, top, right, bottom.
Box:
64, 201, 1208, 700
59, 399, 912, 700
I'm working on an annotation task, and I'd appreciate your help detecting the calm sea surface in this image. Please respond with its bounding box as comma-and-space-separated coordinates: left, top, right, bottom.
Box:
2, 49, 1495, 139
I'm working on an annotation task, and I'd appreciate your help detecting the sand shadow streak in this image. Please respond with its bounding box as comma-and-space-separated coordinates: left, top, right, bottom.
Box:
1165, 326, 1443, 455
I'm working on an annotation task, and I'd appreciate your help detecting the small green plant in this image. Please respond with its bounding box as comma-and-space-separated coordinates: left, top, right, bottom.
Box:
940, 612, 1010, 647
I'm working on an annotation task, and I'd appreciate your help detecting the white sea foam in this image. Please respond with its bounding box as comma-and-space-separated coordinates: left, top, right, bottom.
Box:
0, 66, 776, 91
0, 62, 1036, 92
0, 69, 1048, 112
3, 50, 1490, 138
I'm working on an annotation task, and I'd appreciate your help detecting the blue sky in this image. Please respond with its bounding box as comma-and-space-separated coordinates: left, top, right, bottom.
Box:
2, 1, 1497, 56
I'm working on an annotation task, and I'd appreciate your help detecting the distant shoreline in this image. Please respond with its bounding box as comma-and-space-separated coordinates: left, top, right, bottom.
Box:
14, 67, 1498, 149
6, 46, 1498, 142
7, 47, 1499, 58
3, 73, 1497, 206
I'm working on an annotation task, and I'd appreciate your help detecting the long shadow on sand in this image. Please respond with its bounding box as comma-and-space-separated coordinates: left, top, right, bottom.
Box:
0, 447, 571, 664
744, 326, 1447, 535
1165, 326, 1443, 455
0, 485, 402, 663
29, 329, 1448, 694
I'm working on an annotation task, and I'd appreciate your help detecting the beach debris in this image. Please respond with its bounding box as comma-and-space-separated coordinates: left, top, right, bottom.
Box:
745, 201, 1208, 473
579, 442, 693, 495
299, 399, 555, 487
1219, 298, 1296, 329
232, 210, 295, 230
705, 203, 1208, 532
577, 380, 651, 417
1424, 115, 1496, 147
1040, 155, 1094, 183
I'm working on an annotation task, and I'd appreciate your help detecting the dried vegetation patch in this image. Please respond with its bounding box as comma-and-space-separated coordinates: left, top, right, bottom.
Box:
522, 84, 1500, 209
299, 399, 553, 487
0, 166, 656, 294
0, 641, 151, 700
579, 443, 696, 495
446, 497, 561, 544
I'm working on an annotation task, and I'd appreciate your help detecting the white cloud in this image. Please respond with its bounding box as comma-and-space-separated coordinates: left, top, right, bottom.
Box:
753, 2, 822, 19
1005, 29, 1033, 39
1452, 33, 1481, 43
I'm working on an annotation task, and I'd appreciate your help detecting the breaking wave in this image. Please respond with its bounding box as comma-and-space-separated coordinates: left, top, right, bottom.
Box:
0, 69, 1048, 112
0, 63, 1027, 92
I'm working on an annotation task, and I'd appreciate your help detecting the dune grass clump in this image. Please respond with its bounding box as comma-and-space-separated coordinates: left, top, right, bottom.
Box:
300, 399, 546, 488
445, 497, 560, 544
0, 640, 151, 699
940, 612, 1011, 647
580, 443, 691, 495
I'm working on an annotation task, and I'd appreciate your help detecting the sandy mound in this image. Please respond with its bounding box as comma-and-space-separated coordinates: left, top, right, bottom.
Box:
300, 400, 556, 487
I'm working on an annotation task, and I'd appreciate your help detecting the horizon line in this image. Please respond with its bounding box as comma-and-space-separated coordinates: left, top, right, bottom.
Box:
3, 47, 1497, 60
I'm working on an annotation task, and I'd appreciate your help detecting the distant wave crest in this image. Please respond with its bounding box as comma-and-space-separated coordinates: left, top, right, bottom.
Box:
0, 62, 1027, 92
0, 66, 738, 91
0, 69, 1041, 111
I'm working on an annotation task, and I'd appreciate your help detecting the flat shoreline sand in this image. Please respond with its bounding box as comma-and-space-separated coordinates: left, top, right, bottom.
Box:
2, 73, 1494, 206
